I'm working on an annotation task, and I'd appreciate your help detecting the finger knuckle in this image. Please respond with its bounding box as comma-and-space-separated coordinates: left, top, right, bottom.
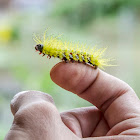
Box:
14, 101, 58, 128
10, 91, 30, 115
10, 90, 55, 115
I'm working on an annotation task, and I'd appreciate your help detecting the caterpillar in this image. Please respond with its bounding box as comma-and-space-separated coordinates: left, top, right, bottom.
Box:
34, 30, 112, 69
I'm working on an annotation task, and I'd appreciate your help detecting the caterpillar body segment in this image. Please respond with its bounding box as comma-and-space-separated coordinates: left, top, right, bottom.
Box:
34, 33, 111, 69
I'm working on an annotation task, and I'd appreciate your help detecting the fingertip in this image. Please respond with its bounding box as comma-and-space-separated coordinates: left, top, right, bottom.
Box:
50, 62, 98, 93
50, 62, 65, 83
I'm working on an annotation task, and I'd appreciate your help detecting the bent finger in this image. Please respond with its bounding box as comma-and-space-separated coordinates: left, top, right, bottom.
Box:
61, 106, 109, 138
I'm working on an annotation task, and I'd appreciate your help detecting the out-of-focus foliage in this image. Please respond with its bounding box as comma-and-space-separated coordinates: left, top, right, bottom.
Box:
0, 24, 20, 43
52, 0, 140, 27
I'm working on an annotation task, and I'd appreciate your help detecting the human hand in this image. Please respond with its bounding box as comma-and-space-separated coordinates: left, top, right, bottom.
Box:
5, 62, 140, 140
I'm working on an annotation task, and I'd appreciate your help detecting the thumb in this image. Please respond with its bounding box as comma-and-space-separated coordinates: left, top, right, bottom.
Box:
5, 91, 79, 140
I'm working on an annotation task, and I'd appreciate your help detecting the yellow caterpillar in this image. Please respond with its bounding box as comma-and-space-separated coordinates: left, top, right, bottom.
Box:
34, 30, 112, 69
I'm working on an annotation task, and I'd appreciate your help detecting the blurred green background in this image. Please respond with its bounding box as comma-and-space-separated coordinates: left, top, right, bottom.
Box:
0, 0, 140, 139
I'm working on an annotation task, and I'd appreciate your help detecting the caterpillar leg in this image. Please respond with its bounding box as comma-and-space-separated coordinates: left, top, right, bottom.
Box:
78, 60, 80, 63
42, 53, 45, 57
93, 65, 97, 69
83, 60, 86, 65
87, 60, 97, 69
47, 55, 51, 59
62, 57, 68, 63
70, 58, 74, 63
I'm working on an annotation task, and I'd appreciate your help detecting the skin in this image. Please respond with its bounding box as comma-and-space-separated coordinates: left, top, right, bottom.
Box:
5, 62, 140, 140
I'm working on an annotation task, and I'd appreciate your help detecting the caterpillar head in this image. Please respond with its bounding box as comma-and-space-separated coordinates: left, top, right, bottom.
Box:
35, 44, 43, 52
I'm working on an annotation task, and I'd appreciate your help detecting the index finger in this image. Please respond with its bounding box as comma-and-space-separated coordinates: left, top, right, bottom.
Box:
50, 62, 140, 128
